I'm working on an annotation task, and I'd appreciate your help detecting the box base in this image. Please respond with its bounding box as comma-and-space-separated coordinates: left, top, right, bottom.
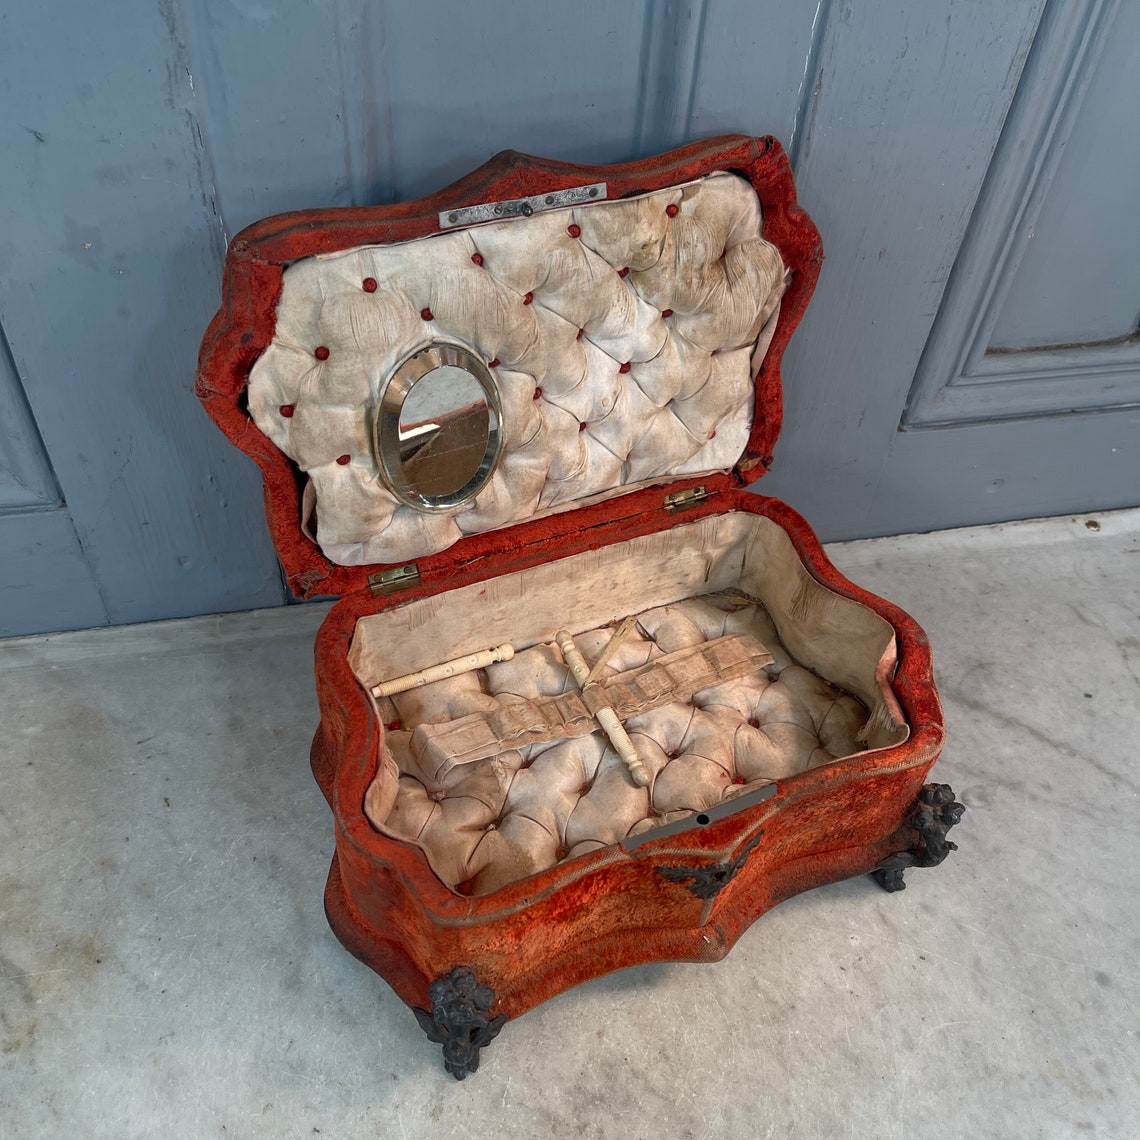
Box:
309, 491, 954, 1078
321, 773, 962, 1079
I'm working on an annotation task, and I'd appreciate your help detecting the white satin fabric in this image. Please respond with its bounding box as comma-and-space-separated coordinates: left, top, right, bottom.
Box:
248, 173, 787, 565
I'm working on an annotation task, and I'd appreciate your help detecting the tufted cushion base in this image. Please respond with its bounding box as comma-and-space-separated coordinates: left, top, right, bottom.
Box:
353, 511, 909, 896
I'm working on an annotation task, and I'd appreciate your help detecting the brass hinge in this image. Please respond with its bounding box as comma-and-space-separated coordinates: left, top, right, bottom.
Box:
368, 563, 421, 596
664, 486, 708, 514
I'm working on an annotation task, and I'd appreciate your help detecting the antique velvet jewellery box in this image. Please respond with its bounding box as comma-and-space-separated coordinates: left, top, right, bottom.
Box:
197, 135, 963, 1080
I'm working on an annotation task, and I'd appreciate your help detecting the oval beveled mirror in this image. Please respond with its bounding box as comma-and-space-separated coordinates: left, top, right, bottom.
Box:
374, 342, 504, 512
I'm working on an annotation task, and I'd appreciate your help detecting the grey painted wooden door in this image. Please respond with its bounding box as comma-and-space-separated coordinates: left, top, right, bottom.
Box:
2, 0, 1136, 637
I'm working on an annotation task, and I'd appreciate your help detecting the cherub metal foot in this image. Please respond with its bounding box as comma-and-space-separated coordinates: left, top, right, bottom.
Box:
412, 966, 507, 1079
873, 783, 964, 892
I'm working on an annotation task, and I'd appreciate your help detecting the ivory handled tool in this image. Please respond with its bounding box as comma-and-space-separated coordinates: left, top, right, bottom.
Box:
555, 629, 651, 788
371, 644, 515, 698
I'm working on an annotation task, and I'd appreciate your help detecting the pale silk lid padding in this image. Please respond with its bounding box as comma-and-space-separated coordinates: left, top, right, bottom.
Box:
247, 173, 787, 567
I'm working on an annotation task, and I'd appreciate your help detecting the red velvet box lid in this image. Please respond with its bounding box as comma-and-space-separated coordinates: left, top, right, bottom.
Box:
196, 135, 822, 599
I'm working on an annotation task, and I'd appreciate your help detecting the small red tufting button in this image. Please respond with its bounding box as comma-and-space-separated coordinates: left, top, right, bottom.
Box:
533, 387, 542, 400
487, 358, 500, 368
362, 277, 377, 292
523, 291, 534, 305
471, 252, 484, 266
420, 307, 433, 321
578, 422, 587, 432
556, 847, 568, 861
279, 404, 295, 418
666, 203, 679, 218
668, 750, 680, 760
618, 267, 629, 278
567, 223, 581, 238
336, 454, 351, 466
386, 720, 401, 732
314, 345, 330, 360
710, 348, 719, 356
733, 775, 746, 785
619, 362, 631, 374
456, 881, 474, 896
748, 718, 760, 729
576, 328, 584, 340
709, 429, 717, 440
661, 308, 673, 318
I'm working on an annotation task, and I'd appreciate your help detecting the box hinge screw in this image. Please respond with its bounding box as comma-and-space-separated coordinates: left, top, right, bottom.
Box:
368, 563, 421, 596
664, 486, 708, 513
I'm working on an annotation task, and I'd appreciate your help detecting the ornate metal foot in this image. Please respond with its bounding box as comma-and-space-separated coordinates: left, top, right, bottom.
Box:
412, 966, 507, 1080
873, 783, 964, 892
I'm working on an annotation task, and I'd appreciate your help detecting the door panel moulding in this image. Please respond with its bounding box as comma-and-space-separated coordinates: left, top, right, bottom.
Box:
904, 0, 1136, 429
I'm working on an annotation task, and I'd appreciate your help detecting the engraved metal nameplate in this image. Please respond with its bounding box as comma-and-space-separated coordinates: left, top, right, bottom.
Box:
438, 183, 607, 229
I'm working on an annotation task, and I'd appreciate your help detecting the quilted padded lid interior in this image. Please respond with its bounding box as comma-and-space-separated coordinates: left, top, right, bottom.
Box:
247, 172, 788, 567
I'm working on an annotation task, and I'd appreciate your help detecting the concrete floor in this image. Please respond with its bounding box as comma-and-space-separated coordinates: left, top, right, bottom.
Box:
1, 509, 1137, 1139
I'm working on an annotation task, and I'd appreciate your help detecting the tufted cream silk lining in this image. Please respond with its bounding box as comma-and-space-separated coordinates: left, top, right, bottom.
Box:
355, 513, 909, 895
247, 172, 787, 566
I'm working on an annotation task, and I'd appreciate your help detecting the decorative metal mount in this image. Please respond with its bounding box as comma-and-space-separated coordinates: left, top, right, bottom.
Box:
412, 966, 507, 1080
873, 783, 965, 893
657, 829, 765, 900
438, 182, 607, 229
